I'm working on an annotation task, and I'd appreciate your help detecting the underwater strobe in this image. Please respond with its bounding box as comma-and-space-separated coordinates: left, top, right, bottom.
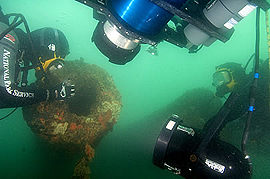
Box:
153, 115, 251, 179
76, 0, 270, 65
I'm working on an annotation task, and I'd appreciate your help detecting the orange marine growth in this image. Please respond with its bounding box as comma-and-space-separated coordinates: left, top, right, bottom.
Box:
39, 118, 45, 125
104, 110, 112, 121
69, 123, 77, 131
52, 136, 58, 141
98, 109, 113, 130
77, 124, 83, 129
85, 144, 95, 161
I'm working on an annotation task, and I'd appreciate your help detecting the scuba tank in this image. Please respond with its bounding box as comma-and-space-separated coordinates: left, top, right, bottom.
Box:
0, 22, 20, 90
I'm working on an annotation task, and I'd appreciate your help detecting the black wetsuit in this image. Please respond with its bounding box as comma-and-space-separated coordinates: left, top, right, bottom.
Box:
204, 60, 269, 140
0, 16, 48, 108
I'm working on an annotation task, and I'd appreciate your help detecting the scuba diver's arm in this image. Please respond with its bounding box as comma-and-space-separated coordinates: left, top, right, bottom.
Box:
203, 92, 248, 137
0, 84, 48, 108
0, 21, 47, 108
0, 8, 75, 109
0, 81, 75, 109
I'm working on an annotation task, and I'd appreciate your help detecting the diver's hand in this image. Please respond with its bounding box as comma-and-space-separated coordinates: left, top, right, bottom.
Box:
48, 79, 75, 101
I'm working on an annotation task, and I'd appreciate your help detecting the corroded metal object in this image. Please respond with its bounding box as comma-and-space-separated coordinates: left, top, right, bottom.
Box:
22, 60, 123, 178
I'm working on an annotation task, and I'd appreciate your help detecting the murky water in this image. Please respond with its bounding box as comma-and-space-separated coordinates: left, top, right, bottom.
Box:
1, 0, 269, 178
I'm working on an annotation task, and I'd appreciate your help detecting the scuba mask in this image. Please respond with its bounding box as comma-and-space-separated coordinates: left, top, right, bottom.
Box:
35, 53, 65, 73
212, 68, 236, 97
34, 54, 65, 83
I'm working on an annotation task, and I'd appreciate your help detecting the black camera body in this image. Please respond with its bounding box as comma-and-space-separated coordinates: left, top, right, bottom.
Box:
153, 115, 251, 179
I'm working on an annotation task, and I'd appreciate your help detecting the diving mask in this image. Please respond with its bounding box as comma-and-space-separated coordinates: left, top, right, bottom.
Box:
212, 69, 232, 88
36, 54, 65, 73
47, 58, 65, 72
213, 68, 237, 97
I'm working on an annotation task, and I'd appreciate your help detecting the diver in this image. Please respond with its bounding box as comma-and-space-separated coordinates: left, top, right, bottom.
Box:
0, 7, 75, 109
204, 59, 269, 146
152, 60, 268, 179
152, 61, 261, 178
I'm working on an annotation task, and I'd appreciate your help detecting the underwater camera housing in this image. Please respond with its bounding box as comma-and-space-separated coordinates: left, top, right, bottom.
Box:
153, 114, 251, 179
76, 0, 270, 65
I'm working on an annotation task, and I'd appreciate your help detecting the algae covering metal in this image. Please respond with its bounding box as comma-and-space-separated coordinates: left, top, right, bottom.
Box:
22, 60, 123, 179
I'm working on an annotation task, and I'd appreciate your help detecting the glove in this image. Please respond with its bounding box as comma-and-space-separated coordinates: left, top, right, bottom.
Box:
48, 79, 75, 101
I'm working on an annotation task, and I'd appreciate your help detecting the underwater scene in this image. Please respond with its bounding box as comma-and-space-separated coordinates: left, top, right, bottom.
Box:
1, 0, 270, 178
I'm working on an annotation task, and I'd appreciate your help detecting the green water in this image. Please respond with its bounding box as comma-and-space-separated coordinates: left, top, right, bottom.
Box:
1, 0, 270, 178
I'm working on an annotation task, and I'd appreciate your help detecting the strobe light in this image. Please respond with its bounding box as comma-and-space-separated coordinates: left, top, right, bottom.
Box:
153, 115, 251, 179
184, 0, 257, 46
92, 20, 141, 65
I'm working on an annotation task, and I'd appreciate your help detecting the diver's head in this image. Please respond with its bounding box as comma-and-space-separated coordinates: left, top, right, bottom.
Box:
212, 62, 247, 97
29, 27, 69, 75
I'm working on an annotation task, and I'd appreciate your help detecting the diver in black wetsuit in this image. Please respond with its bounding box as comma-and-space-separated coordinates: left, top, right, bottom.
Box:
204, 60, 269, 142
0, 7, 75, 109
